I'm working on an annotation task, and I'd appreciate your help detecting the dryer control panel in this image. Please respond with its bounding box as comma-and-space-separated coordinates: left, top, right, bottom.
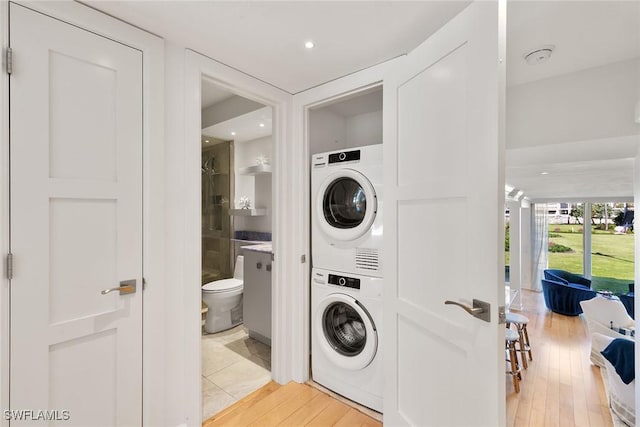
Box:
328, 274, 360, 289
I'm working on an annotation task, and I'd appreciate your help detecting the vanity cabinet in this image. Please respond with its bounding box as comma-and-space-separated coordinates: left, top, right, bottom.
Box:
243, 249, 272, 345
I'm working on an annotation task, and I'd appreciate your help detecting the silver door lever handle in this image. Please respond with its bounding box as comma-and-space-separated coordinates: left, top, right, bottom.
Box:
444, 299, 491, 323
101, 280, 136, 295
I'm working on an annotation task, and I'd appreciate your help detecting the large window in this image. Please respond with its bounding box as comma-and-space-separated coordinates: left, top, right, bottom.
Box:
547, 203, 584, 276
546, 201, 634, 293
590, 202, 634, 292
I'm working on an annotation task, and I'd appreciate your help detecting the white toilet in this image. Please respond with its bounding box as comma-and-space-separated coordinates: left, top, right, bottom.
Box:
202, 255, 244, 334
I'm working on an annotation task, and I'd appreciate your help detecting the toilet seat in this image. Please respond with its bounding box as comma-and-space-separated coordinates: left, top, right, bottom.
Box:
202, 278, 243, 294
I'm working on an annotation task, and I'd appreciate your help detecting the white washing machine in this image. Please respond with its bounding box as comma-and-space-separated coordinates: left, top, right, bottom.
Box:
311, 267, 383, 412
311, 144, 383, 277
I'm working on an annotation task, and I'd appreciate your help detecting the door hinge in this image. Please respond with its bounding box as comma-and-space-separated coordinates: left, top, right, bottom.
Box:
6, 253, 13, 280
6, 47, 12, 75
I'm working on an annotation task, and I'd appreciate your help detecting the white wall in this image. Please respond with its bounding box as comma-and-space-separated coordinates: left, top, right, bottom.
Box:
507, 58, 640, 149
345, 110, 383, 148
309, 107, 382, 154
163, 41, 188, 426
234, 135, 273, 233
308, 108, 346, 155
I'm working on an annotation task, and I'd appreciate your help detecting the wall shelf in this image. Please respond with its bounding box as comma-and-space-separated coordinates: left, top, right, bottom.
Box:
229, 208, 268, 217
239, 164, 271, 176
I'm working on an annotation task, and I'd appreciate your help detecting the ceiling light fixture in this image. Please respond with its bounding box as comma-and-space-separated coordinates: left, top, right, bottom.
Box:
231, 131, 236, 136
541, 171, 549, 175
524, 45, 555, 65
259, 123, 265, 128
205, 139, 210, 144
304, 41, 315, 49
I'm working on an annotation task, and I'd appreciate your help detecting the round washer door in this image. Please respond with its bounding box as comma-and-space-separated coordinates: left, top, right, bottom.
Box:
316, 169, 377, 242
315, 293, 377, 370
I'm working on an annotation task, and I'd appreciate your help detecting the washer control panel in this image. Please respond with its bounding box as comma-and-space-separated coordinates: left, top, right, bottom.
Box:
328, 150, 360, 164
328, 274, 360, 289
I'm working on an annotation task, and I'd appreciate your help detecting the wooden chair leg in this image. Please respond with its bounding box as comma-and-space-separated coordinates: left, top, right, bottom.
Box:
517, 327, 528, 369
507, 342, 520, 393
523, 324, 532, 361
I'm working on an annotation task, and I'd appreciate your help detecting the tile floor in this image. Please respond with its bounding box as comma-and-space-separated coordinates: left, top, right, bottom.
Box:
201, 325, 271, 421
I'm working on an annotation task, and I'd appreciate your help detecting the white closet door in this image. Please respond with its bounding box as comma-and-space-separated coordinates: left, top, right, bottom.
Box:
383, 2, 505, 425
10, 3, 143, 425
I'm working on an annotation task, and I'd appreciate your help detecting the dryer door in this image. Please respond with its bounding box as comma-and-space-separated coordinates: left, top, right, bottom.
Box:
315, 293, 377, 370
316, 169, 377, 242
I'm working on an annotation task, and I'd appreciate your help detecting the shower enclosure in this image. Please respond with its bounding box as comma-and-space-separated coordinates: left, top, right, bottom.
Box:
202, 138, 233, 284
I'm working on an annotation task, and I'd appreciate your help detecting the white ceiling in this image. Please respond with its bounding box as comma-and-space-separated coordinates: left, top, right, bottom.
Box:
201, 83, 234, 109
506, 1, 640, 201
507, 1, 640, 87
321, 87, 382, 117
202, 106, 272, 144
86, 1, 470, 94
85, 0, 640, 201
506, 137, 640, 201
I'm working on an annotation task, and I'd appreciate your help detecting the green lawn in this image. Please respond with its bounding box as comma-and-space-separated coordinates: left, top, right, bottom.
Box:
550, 230, 634, 293
506, 226, 635, 294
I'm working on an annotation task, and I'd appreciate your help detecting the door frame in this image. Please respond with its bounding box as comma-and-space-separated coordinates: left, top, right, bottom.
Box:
291, 57, 400, 391
0, 2, 164, 426
183, 50, 297, 424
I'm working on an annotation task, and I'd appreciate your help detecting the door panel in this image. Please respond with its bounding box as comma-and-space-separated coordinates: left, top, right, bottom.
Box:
10, 4, 143, 425
384, 2, 504, 425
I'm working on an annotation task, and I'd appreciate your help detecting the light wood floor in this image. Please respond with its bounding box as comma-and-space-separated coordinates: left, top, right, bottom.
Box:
507, 289, 613, 427
204, 289, 612, 427
203, 381, 382, 427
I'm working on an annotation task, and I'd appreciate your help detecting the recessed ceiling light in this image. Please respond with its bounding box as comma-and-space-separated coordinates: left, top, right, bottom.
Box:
304, 41, 315, 49
259, 123, 265, 128
205, 139, 210, 143
541, 171, 549, 175
231, 131, 236, 136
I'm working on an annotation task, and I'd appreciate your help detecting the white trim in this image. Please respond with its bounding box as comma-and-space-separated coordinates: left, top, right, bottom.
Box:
183, 50, 295, 424
291, 56, 400, 395
0, 1, 165, 425
0, 3, 10, 425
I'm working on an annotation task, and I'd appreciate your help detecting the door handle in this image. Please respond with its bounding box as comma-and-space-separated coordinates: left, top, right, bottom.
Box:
266, 264, 271, 272
444, 299, 491, 323
101, 279, 136, 295
256, 262, 262, 270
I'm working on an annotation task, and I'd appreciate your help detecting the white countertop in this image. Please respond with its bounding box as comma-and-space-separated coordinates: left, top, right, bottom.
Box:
241, 243, 273, 254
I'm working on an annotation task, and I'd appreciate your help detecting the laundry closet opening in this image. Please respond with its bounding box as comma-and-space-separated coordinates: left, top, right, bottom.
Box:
308, 85, 384, 416
199, 78, 274, 420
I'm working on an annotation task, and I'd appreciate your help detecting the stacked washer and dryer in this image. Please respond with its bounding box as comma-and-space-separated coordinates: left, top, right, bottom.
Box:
310, 144, 383, 412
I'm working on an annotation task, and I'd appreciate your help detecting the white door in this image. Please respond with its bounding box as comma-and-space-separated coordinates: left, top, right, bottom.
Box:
9, 4, 143, 425
383, 2, 504, 426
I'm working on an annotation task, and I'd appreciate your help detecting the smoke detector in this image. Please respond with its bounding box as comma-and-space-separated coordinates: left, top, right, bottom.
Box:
524, 45, 555, 65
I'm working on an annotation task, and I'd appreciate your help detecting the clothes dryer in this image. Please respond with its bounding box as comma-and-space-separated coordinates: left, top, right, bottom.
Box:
311, 144, 383, 277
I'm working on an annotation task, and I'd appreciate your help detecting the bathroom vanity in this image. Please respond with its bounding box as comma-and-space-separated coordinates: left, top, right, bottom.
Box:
242, 244, 272, 346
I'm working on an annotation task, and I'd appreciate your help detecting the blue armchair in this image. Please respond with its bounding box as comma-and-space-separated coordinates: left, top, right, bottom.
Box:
619, 293, 635, 319
541, 279, 597, 316
544, 269, 592, 289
